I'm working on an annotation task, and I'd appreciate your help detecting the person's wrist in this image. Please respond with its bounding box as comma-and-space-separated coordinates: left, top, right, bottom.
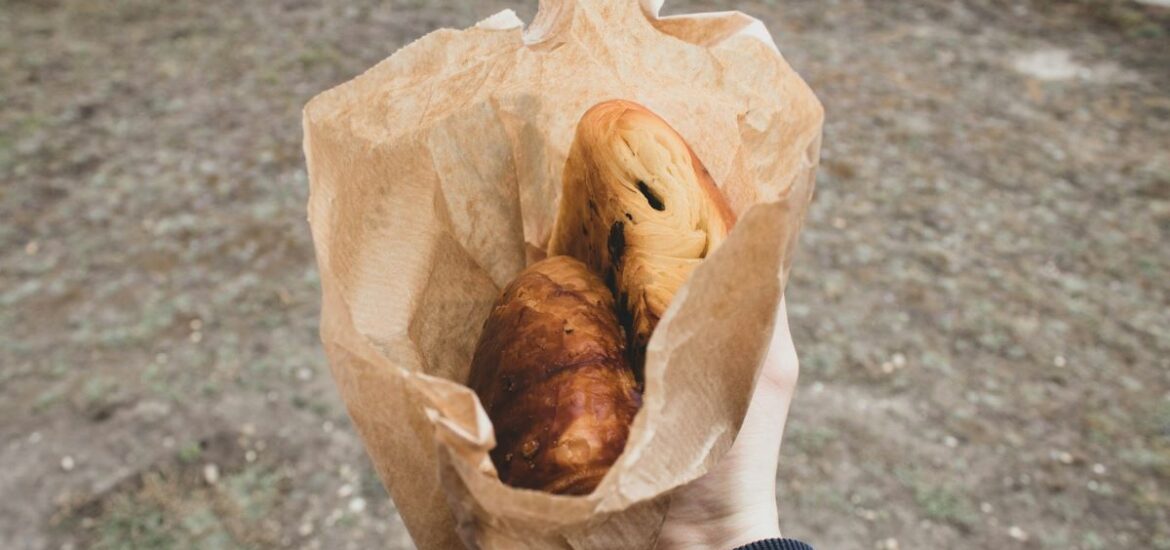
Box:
659, 497, 780, 549
709, 502, 781, 549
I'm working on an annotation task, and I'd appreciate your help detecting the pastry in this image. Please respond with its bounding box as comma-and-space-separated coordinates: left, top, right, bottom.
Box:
467, 256, 641, 494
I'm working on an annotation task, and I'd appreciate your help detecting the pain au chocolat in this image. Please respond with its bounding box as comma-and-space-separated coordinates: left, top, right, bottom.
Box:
548, 100, 736, 372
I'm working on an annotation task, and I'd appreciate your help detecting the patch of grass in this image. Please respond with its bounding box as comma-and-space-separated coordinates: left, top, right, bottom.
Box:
896, 468, 977, 530
1082, 531, 1107, 550
141, 363, 167, 396
74, 461, 285, 549
88, 471, 240, 550
290, 394, 310, 410
72, 299, 178, 348
1084, 410, 1124, 446
1152, 399, 1170, 440
33, 384, 67, 413
1030, 0, 1170, 37
94, 495, 178, 550
199, 380, 220, 398
786, 425, 838, 454
83, 376, 119, 408
288, 392, 333, 418
296, 42, 343, 70
223, 465, 283, 522
914, 485, 976, 529
177, 442, 202, 464
796, 485, 852, 514
177, 505, 235, 549
310, 400, 331, 418
1120, 445, 1170, 480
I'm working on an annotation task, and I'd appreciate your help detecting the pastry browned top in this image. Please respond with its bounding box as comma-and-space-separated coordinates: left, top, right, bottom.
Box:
468, 256, 640, 495
547, 100, 736, 373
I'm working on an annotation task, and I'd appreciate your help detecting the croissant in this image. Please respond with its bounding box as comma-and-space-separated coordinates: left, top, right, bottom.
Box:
467, 256, 641, 495
548, 100, 736, 372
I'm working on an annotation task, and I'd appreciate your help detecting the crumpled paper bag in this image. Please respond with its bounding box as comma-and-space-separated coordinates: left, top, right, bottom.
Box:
303, 0, 822, 548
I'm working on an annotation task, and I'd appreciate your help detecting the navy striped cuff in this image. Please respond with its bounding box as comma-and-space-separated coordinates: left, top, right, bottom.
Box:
732, 539, 814, 550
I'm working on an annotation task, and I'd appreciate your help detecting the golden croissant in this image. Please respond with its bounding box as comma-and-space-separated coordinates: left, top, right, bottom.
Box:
548, 100, 736, 372
467, 256, 640, 495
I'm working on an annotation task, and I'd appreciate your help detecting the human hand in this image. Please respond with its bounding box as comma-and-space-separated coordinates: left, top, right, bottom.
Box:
657, 299, 800, 549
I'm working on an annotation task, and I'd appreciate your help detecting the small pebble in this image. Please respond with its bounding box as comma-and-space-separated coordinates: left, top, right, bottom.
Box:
246, 450, 257, 463
943, 435, 958, 448
189, 319, 203, 331
190, 331, 203, 343
348, 497, 367, 514
1051, 450, 1074, 464
25, 240, 39, 255
1053, 355, 1067, 368
298, 522, 314, 537
980, 502, 993, 514
60, 456, 75, 471
162, 436, 175, 449
155, 353, 169, 365
241, 423, 256, 436
28, 432, 42, 444
1092, 463, 1106, 475
876, 538, 899, 550
323, 421, 335, 433
891, 353, 906, 368
297, 368, 312, 381
338, 484, 354, 498
203, 463, 220, 485
1008, 526, 1028, 541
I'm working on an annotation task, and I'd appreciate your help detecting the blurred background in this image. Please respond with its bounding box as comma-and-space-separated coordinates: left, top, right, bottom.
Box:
2, 0, 1168, 548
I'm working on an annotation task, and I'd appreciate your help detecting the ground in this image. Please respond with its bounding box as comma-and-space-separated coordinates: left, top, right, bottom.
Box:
1, 0, 1167, 548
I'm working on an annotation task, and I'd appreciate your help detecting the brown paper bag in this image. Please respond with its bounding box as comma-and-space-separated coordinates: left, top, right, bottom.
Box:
303, 0, 822, 547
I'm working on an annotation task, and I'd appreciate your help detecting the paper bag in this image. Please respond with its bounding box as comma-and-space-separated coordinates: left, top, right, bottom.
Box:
303, 0, 822, 547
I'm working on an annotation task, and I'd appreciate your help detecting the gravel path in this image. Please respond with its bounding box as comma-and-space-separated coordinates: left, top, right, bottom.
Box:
2, 1, 1167, 548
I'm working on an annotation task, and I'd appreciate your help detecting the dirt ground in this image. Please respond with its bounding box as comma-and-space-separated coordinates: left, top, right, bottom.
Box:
2, 0, 1168, 548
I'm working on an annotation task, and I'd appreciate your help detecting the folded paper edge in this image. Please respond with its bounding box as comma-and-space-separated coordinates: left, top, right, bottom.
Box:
640, 0, 780, 52
477, 9, 524, 31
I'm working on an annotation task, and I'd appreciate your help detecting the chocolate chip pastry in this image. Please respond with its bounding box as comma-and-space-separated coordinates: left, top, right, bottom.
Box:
548, 99, 736, 373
